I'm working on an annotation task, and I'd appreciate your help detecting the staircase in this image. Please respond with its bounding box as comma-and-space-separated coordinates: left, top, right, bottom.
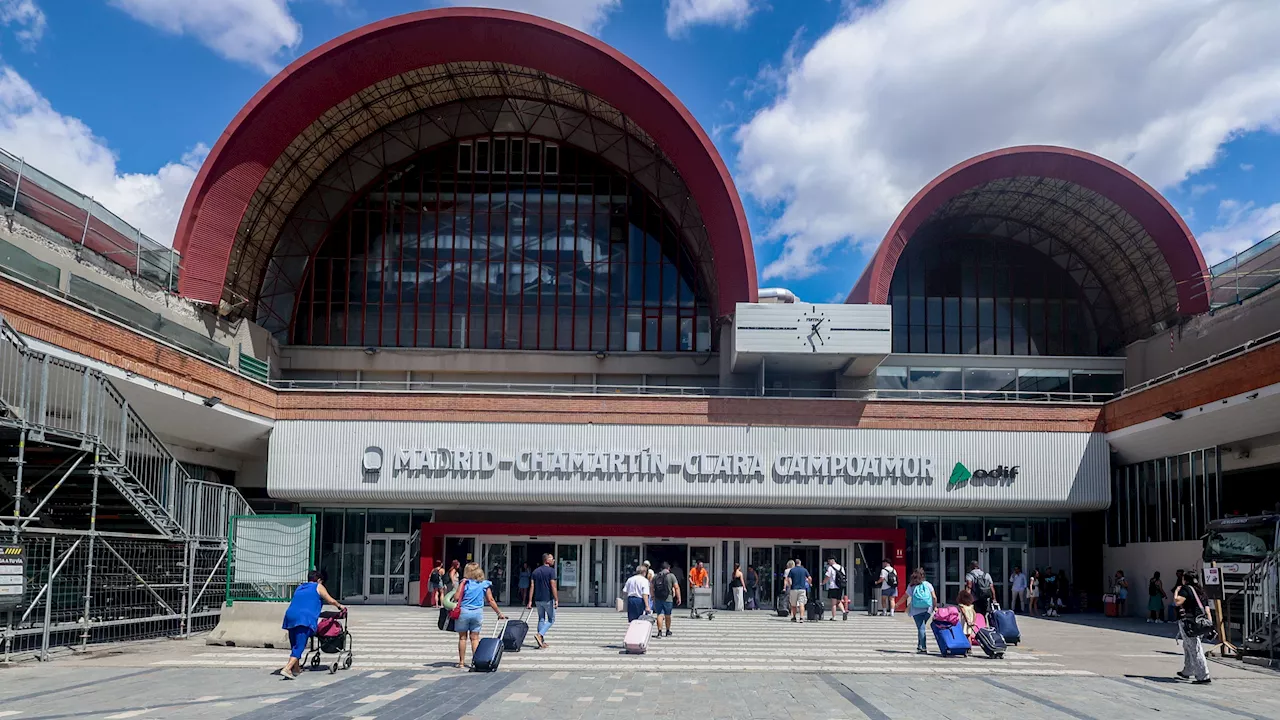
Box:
0, 314, 251, 539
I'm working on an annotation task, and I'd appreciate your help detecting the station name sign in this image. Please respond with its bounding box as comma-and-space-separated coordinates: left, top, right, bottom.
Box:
364, 446, 939, 486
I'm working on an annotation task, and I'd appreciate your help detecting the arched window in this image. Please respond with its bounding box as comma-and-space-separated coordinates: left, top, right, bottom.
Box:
292, 137, 713, 351
888, 235, 1120, 356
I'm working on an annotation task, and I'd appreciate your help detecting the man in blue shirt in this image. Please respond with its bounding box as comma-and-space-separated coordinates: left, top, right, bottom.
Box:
527, 553, 558, 649
786, 560, 811, 623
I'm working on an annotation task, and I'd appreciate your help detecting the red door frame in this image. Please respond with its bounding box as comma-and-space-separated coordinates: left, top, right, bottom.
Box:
418, 521, 907, 606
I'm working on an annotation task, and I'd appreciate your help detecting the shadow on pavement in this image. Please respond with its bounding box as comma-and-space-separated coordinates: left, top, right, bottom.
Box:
1124, 674, 1185, 684
1039, 613, 1181, 639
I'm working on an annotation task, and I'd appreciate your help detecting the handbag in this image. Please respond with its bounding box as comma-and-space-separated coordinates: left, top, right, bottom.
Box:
1181, 587, 1215, 639
448, 580, 468, 621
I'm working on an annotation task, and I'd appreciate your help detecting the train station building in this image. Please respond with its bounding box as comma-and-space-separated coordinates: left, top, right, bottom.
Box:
3, 8, 1280, 622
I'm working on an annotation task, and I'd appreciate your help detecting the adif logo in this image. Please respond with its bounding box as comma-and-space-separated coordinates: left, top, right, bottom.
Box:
948, 462, 1018, 489
362, 446, 384, 480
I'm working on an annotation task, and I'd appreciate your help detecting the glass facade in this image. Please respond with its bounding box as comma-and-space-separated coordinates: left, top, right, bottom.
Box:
897, 516, 1072, 597
292, 137, 712, 352
889, 235, 1121, 356
875, 365, 1123, 399
1107, 448, 1221, 546
307, 507, 433, 602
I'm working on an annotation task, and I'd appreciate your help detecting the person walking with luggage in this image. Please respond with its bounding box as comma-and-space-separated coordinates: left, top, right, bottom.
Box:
1113, 570, 1129, 617
878, 560, 898, 616
623, 565, 651, 622
1147, 571, 1167, 623
642, 561, 656, 613
652, 562, 680, 636
965, 561, 994, 615
786, 559, 810, 623
1028, 570, 1041, 617
825, 557, 849, 621
689, 560, 708, 591
1009, 566, 1028, 614
746, 565, 759, 610
528, 553, 558, 649
455, 563, 506, 669
1174, 573, 1212, 684
956, 588, 978, 641
730, 563, 745, 611
905, 567, 937, 654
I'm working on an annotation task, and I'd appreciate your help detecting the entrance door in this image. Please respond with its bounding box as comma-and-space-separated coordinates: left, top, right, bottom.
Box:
853, 542, 883, 611
365, 533, 410, 604
556, 543, 582, 605
942, 544, 981, 605
481, 542, 509, 605
985, 545, 1026, 610
748, 546, 775, 610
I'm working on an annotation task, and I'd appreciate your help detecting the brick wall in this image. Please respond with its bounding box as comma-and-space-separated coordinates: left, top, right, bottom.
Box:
1105, 339, 1280, 431
0, 277, 277, 416
1, 275, 1111, 432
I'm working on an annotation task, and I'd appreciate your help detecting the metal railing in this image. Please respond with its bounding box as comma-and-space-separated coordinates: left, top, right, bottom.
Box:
0, 148, 181, 292
273, 378, 1114, 402
1223, 549, 1280, 667
0, 314, 251, 540
1208, 229, 1280, 310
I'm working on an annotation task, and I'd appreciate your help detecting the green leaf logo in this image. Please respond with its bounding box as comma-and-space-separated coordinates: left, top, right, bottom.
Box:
948, 462, 972, 487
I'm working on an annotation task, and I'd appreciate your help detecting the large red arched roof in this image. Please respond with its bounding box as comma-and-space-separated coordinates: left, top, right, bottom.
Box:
847, 146, 1210, 316
175, 8, 756, 312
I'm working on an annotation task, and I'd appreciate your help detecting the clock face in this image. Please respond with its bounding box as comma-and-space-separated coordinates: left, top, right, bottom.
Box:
804, 311, 828, 352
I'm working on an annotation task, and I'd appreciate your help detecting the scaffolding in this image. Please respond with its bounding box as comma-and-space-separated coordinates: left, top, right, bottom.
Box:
0, 314, 253, 661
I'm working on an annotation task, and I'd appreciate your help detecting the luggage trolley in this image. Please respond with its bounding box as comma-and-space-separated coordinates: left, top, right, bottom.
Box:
689, 586, 715, 620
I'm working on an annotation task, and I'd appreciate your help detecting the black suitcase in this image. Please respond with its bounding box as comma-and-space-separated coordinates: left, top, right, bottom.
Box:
472, 619, 508, 672
503, 609, 530, 652
776, 593, 789, 617
806, 598, 825, 621
975, 626, 1006, 659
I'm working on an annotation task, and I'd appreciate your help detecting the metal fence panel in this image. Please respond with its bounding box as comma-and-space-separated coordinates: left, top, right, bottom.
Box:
226, 515, 315, 603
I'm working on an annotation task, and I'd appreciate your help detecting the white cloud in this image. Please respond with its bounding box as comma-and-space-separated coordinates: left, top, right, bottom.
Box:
1199, 199, 1280, 264
0, 66, 204, 246
1240, 163, 1255, 171
109, 0, 302, 73
0, 0, 45, 50
1189, 183, 1216, 198
665, 0, 760, 37
431, 0, 622, 35
736, 0, 1280, 280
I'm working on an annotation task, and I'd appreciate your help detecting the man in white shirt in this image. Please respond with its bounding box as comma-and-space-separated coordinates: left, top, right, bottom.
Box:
622, 565, 651, 623
824, 558, 849, 621
1009, 566, 1028, 614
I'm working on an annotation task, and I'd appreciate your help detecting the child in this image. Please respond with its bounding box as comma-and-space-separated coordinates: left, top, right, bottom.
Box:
956, 588, 978, 639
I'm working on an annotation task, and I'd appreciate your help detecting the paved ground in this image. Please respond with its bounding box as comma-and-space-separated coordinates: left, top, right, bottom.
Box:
1, 607, 1277, 719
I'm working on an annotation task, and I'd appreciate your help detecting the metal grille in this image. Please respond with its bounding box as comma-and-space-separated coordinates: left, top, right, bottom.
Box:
226, 515, 315, 603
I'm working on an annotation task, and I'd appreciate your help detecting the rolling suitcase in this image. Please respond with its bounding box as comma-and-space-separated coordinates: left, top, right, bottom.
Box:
975, 626, 1007, 658
472, 619, 508, 672
625, 616, 653, 654
776, 594, 790, 617
986, 602, 1020, 644
502, 609, 530, 652
931, 620, 969, 657
806, 598, 825, 621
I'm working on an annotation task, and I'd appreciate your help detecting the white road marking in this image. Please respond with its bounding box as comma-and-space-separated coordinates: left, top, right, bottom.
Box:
105, 711, 149, 719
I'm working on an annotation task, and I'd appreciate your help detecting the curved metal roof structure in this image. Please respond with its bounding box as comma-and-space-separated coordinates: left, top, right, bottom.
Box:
174, 8, 757, 321
848, 146, 1210, 344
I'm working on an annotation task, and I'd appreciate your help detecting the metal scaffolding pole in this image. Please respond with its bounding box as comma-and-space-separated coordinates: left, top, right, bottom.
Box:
10, 430, 25, 543
39, 537, 54, 661
80, 453, 100, 651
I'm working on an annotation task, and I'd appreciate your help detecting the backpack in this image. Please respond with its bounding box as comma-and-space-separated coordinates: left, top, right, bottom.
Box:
973, 571, 993, 596
835, 566, 848, 589
911, 582, 932, 609
652, 571, 671, 601
886, 568, 898, 589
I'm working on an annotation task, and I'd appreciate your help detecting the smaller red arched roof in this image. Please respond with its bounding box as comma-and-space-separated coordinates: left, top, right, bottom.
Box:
174, 8, 756, 314
847, 146, 1210, 329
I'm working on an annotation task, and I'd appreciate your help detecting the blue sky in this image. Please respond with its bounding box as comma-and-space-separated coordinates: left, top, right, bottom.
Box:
1, 0, 1279, 305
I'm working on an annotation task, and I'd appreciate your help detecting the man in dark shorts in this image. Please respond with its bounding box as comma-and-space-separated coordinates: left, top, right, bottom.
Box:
527, 553, 558, 649
651, 561, 681, 637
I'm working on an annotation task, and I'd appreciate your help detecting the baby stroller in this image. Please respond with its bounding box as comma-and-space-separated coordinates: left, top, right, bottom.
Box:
305, 608, 353, 674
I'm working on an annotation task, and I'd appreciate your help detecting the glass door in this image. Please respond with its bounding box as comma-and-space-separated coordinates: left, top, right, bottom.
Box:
615, 544, 640, 604
482, 542, 509, 605
556, 543, 582, 605
748, 546, 774, 610
942, 543, 981, 605
690, 544, 714, 602
985, 545, 1026, 610
365, 533, 410, 604
820, 545, 849, 605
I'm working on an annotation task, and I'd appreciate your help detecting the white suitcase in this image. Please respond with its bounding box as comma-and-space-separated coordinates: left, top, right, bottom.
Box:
624, 617, 653, 654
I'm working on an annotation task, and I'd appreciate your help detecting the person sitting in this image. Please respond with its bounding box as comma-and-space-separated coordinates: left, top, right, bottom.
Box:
956, 588, 978, 640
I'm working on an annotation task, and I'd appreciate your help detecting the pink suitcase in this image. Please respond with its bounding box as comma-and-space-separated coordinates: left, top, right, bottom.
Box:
624, 618, 653, 654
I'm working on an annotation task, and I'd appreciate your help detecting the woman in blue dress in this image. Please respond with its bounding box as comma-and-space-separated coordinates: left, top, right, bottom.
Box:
455, 562, 506, 668
280, 570, 344, 679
